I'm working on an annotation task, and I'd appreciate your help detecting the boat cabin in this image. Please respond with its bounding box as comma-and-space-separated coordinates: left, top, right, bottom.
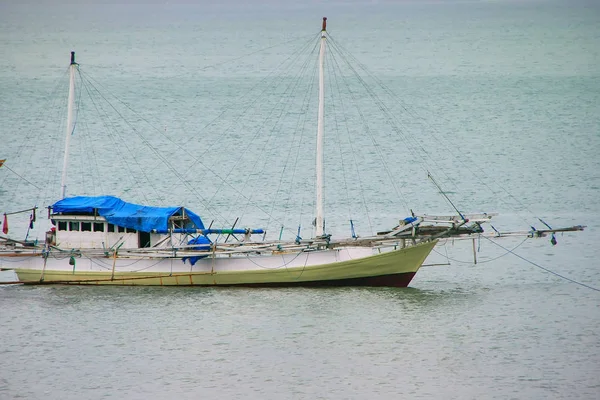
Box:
48, 196, 205, 249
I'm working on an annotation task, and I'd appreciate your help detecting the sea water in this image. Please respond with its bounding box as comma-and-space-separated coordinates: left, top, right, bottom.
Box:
0, 1, 599, 399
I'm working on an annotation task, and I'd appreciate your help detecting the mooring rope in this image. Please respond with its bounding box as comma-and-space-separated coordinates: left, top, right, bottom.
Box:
482, 235, 600, 292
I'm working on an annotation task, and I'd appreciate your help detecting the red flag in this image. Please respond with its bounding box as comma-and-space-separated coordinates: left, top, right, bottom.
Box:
0, 159, 5, 168
2, 214, 7, 235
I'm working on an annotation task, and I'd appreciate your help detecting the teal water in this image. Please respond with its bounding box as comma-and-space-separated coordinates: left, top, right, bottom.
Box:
1, 1, 599, 399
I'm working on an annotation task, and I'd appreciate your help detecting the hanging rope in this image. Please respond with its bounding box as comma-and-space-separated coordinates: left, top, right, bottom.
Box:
482, 235, 600, 292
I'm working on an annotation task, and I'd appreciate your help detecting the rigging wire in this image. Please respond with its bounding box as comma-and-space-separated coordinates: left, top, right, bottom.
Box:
78, 70, 229, 224
194, 35, 318, 212
0, 164, 42, 191
327, 36, 470, 196
217, 36, 318, 223
329, 46, 373, 233
326, 44, 354, 232
482, 235, 600, 292
2, 67, 69, 208
74, 70, 106, 196
78, 71, 155, 203
328, 35, 458, 211
431, 235, 529, 264
168, 33, 319, 80
193, 32, 321, 165
327, 39, 413, 224
279, 44, 319, 237
262, 38, 321, 235
328, 37, 438, 206
287, 56, 318, 238
327, 46, 375, 234
80, 68, 289, 229
328, 34, 548, 229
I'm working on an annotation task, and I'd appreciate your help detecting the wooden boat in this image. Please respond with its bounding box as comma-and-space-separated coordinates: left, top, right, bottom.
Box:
0, 19, 583, 287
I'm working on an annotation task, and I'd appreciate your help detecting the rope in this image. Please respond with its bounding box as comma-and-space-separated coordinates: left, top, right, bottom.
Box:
432, 236, 529, 265
78, 70, 230, 225
0, 164, 42, 190
482, 235, 600, 292
328, 35, 548, 226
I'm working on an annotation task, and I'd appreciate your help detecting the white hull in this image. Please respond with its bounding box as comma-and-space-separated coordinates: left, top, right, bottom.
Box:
0, 240, 437, 286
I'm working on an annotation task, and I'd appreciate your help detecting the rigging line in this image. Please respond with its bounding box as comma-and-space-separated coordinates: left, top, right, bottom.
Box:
262, 38, 322, 233
82, 45, 319, 230
428, 171, 465, 220
4, 67, 69, 202
328, 39, 422, 192
327, 36, 462, 187
327, 38, 465, 208
189, 31, 324, 162
79, 76, 141, 199
76, 75, 105, 196
431, 235, 529, 264
193, 32, 322, 165
281, 46, 319, 233
80, 70, 278, 228
83, 73, 160, 203
169, 33, 319, 79
329, 37, 540, 224
44, 74, 71, 205
36, 68, 72, 206
327, 46, 375, 233
78, 72, 155, 204
326, 43, 426, 218
78, 71, 228, 224
326, 47, 355, 228
230, 36, 321, 234
74, 68, 88, 194
80, 72, 159, 202
327, 43, 409, 219
481, 235, 600, 292
81, 70, 215, 204
328, 37, 466, 216
327, 38, 439, 175
289, 58, 319, 239
210, 37, 319, 216
0, 164, 42, 190
78, 71, 110, 197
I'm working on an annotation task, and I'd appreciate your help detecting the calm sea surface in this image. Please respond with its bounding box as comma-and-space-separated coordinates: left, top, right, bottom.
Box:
1, 1, 599, 399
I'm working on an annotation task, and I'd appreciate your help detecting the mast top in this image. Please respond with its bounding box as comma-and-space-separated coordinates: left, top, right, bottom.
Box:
322, 17, 327, 32
70, 51, 76, 65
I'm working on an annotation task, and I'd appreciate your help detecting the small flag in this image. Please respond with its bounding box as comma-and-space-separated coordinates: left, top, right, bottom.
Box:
2, 214, 8, 235
29, 212, 34, 229
0, 159, 5, 168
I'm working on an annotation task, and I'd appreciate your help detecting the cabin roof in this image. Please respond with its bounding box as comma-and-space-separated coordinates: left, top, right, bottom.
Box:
51, 196, 205, 233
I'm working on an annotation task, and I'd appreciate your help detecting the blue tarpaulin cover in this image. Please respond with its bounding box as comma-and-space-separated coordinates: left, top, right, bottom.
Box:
52, 196, 205, 233
183, 235, 212, 265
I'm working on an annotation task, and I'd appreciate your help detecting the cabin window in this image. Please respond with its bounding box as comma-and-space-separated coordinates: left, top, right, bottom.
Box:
58, 221, 67, 231
81, 222, 92, 232
93, 222, 104, 232
69, 221, 80, 231
118, 226, 125, 233
107, 224, 115, 232
126, 227, 137, 233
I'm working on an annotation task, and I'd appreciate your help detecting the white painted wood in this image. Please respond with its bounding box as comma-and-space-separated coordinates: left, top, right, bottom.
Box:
315, 19, 326, 237
60, 52, 77, 199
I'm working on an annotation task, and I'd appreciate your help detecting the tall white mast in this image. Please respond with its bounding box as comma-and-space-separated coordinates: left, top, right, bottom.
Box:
60, 51, 77, 199
315, 17, 327, 237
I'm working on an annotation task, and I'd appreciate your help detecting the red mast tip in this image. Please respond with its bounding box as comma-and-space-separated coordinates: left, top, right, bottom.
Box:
322, 17, 327, 31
